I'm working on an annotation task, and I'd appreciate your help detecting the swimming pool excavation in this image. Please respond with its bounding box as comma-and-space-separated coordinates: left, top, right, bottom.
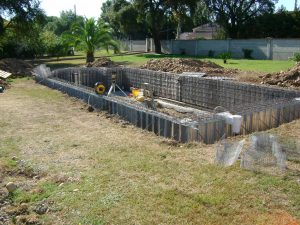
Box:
34, 65, 300, 144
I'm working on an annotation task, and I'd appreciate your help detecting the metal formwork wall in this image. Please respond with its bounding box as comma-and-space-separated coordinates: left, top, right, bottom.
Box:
237, 99, 300, 136
52, 67, 112, 89
121, 68, 181, 101
36, 76, 226, 144
179, 75, 300, 111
